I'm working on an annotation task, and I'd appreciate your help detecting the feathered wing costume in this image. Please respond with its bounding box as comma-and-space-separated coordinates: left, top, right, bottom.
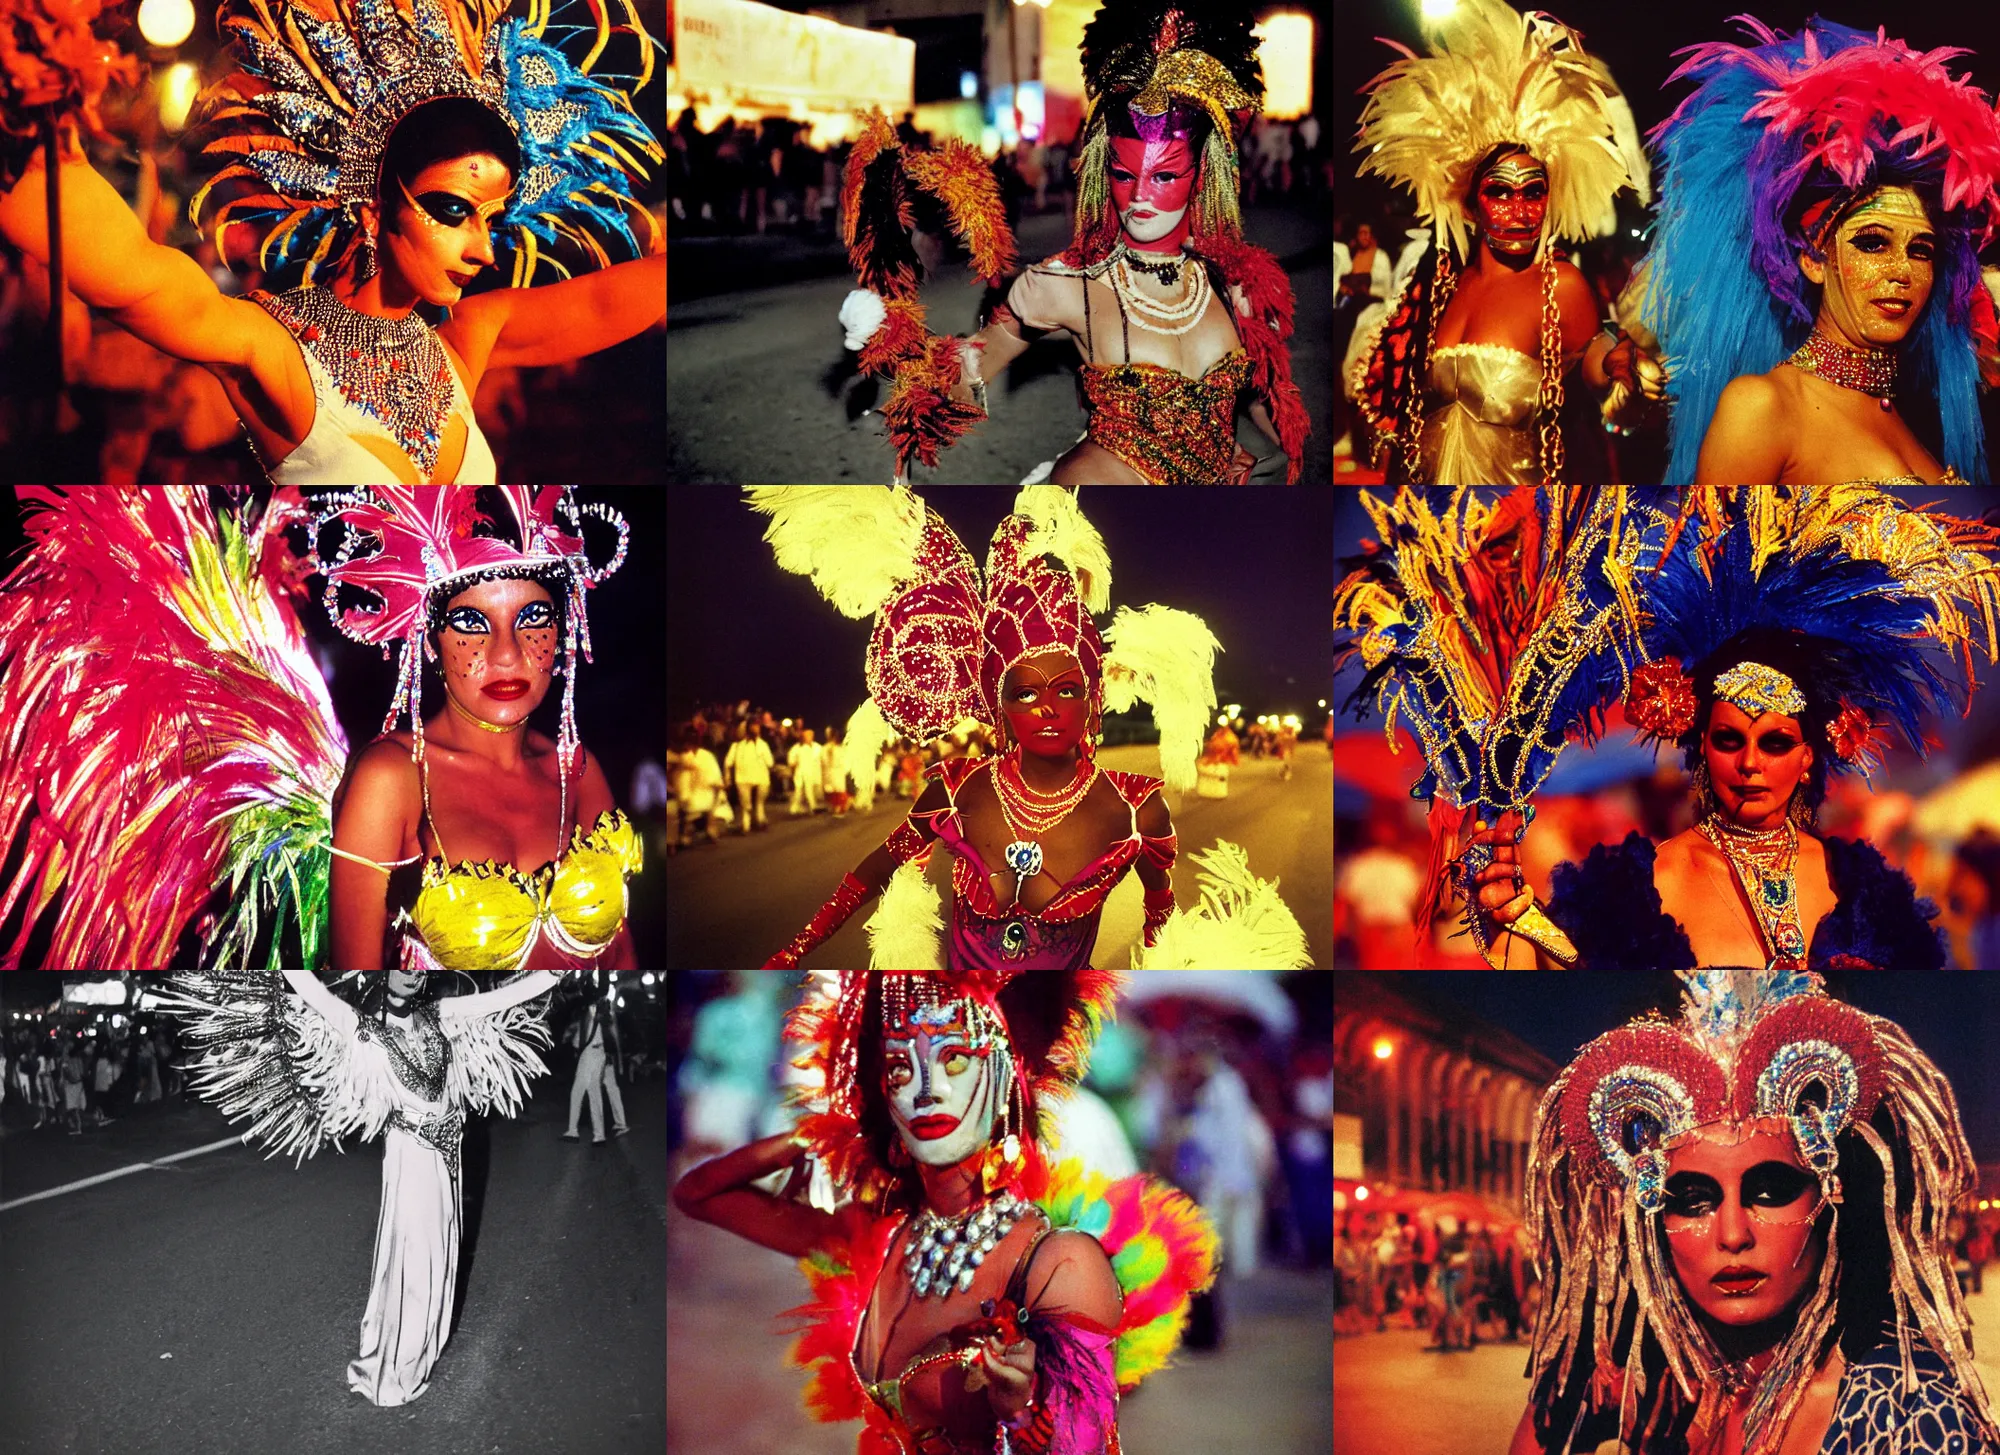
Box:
1526, 969, 1998, 1454
783, 971, 1218, 1455
1333, 485, 1679, 967
749, 484, 1310, 971
1351, 0, 1649, 485
0, 485, 634, 971
1644, 17, 2000, 485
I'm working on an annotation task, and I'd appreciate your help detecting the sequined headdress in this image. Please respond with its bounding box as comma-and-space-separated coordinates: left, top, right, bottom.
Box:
785, 970, 1122, 1208
190, 0, 663, 289
1354, 0, 1650, 265
1526, 970, 1997, 1454
307, 486, 628, 822
747, 485, 1219, 796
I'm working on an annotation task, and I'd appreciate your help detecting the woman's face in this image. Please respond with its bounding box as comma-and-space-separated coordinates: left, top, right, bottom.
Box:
882, 1001, 1005, 1169
379, 152, 513, 307
1663, 1124, 1826, 1329
1108, 135, 1197, 250
1804, 186, 1936, 349
1470, 150, 1548, 258
386, 969, 427, 1000
435, 577, 559, 729
1704, 700, 1813, 831
1000, 650, 1090, 759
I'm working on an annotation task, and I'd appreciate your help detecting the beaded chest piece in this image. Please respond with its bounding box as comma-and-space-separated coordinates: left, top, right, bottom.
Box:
256, 285, 458, 478
358, 999, 450, 1103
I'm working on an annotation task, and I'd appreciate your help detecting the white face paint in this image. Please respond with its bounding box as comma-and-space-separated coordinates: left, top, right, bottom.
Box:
883, 1006, 1007, 1168
1120, 201, 1188, 245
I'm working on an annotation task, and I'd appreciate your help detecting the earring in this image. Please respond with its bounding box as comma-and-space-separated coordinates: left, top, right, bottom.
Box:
358, 229, 379, 282
1691, 760, 1718, 820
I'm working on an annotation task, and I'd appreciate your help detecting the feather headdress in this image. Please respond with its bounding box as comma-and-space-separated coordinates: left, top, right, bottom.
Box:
1644, 17, 2000, 484
189, 0, 662, 289
1354, 0, 1650, 265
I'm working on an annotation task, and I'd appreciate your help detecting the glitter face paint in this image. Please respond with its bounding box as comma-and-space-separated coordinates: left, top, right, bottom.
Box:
882, 998, 1006, 1168
1108, 136, 1197, 251
1813, 185, 1936, 349
379, 153, 514, 308
1662, 1124, 1826, 1329
435, 578, 558, 728
1470, 151, 1549, 258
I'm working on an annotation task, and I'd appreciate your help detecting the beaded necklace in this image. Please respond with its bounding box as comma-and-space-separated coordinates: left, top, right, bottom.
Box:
991, 750, 1097, 914
903, 1189, 1030, 1299
1696, 813, 1808, 969
1787, 328, 1896, 410
1109, 255, 1212, 337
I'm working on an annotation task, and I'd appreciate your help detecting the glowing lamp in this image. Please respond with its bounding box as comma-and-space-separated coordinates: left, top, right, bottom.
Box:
1354, 1185, 1370, 1201
1372, 1037, 1394, 1060
138, 0, 196, 49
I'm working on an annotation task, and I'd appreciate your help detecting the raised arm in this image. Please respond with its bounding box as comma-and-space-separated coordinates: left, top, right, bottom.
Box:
282, 971, 358, 1036
440, 972, 563, 1021
0, 152, 292, 375
441, 252, 664, 383
671, 1129, 846, 1257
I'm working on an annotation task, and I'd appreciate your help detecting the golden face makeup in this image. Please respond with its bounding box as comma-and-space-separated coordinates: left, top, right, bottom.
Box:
1806, 185, 1936, 349
1471, 151, 1549, 257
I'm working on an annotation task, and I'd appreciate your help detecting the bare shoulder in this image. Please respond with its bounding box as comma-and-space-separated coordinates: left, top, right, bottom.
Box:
1695, 369, 1795, 484
1652, 827, 1708, 888
1006, 258, 1089, 332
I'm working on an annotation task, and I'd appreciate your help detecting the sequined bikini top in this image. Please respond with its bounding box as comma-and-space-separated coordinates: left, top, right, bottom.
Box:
1079, 350, 1251, 483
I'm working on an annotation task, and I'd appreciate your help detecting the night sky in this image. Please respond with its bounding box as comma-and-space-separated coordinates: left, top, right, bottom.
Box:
1335, 0, 2000, 230
1363, 972, 2000, 1166
665, 487, 1335, 733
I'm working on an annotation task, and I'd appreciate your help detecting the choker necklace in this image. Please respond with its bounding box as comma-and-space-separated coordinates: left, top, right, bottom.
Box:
1787, 327, 1897, 410
1115, 242, 1187, 286
905, 1190, 1030, 1298
1697, 814, 1807, 969
448, 693, 524, 733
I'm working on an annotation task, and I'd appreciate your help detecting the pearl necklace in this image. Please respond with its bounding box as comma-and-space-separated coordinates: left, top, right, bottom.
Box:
904, 1189, 1030, 1298
1111, 255, 1211, 336
1788, 327, 1896, 410
1697, 814, 1807, 969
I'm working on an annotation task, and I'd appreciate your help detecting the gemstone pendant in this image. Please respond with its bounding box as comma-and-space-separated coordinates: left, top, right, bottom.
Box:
1003, 840, 1043, 880
1000, 920, 1029, 956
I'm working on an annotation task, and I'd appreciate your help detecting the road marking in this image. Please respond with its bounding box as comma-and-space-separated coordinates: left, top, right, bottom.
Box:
0, 1135, 245, 1212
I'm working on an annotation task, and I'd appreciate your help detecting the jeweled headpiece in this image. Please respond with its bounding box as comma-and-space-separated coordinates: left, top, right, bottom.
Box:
1527, 970, 1996, 1452
307, 487, 628, 823
1713, 661, 1807, 718
748, 486, 1218, 795
1354, 0, 1650, 264
190, 0, 663, 289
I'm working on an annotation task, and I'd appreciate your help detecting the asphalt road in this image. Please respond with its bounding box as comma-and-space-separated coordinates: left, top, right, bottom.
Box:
664, 741, 1333, 969
0, 1067, 667, 1455
668, 1194, 1334, 1454
665, 206, 1333, 485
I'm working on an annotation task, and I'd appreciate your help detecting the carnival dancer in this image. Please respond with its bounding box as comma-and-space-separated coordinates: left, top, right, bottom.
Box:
0, 486, 641, 972
1644, 17, 2000, 485
159, 967, 568, 1406
1351, 0, 1659, 485
1457, 488, 1999, 968
836, 0, 1308, 484
1508, 969, 1999, 1453
0, 0, 663, 484
673, 970, 1220, 1455
751, 485, 1311, 971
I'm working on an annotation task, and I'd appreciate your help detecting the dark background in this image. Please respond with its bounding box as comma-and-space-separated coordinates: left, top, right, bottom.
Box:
1352, 972, 2000, 1166
667, 486, 1336, 734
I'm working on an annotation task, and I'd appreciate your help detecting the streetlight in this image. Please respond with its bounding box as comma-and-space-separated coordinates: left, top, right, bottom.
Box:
1354, 1184, 1370, 1201
1372, 1037, 1393, 1060
137, 0, 196, 48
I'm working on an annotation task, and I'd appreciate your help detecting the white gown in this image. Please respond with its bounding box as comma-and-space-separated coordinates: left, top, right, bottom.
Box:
161, 971, 560, 1407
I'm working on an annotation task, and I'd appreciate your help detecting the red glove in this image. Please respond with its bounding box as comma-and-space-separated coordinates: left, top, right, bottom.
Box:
765, 873, 871, 968
1142, 885, 1175, 947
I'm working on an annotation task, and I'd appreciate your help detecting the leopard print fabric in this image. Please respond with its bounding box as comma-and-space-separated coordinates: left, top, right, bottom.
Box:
1818, 1343, 1997, 1454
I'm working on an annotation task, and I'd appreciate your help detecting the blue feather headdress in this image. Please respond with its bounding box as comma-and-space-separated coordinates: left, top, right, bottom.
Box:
1643, 17, 2000, 485
190, 0, 662, 291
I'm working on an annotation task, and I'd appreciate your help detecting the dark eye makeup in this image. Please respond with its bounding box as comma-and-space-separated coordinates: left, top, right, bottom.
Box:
1710, 728, 1745, 751
416, 191, 479, 226
1663, 1161, 1816, 1218
446, 606, 489, 633
1758, 732, 1799, 754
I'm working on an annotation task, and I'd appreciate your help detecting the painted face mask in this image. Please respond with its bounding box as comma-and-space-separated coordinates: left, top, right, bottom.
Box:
1811, 185, 1936, 348
1471, 151, 1549, 258
881, 987, 1015, 1169
1108, 135, 1198, 250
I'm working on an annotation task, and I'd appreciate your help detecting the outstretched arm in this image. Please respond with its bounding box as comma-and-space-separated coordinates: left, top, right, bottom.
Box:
440, 972, 563, 1021
672, 1129, 845, 1257
281, 971, 359, 1036
442, 253, 665, 382
0, 152, 289, 374
765, 779, 947, 967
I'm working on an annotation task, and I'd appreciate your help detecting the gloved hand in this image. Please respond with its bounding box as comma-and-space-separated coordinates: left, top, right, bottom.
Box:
839, 289, 887, 351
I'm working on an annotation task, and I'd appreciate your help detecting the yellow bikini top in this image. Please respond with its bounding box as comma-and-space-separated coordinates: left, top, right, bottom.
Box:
407, 811, 642, 971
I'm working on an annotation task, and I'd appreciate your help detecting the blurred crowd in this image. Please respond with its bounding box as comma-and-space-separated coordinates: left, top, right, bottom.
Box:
669, 971, 1333, 1341
668, 108, 1334, 240
1333, 1208, 1537, 1348
2, 1016, 183, 1136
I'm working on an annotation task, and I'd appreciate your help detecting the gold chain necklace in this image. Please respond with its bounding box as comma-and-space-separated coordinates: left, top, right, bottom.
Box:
993, 749, 1096, 837
448, 692, 524, 734
1696, 814, 1807, 968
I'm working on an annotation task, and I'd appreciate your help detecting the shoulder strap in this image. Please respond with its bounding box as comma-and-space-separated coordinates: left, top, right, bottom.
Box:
1006, 1218, 1061, 1310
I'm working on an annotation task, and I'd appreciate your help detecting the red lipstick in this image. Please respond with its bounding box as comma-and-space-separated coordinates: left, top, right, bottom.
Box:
907, 1114, 962, 1141
482, 678, 531, 701
1711, 1266, 1768, 1296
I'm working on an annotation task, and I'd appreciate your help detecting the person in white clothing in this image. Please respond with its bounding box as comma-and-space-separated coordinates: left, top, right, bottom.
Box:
676, 729, 726, 845
787, 728, 824, 816
819, 727, 851, 817
563, 989, 629, 1144
723, 722, 774, 833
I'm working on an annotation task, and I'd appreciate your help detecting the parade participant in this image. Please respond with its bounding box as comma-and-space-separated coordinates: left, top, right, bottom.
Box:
724, 721, 775, 834
0, 486, 639, 972
1645, 16, 2000, 484
751, 485, 1310, 970
159, 967, 567, 1405
1351, 0, 1657, 485
0, 0, 662, 483
1337, 486, 2000, 969
673, 970, 1219, 1455
836, 0, 1307, 483
1275, 717, 1297, 782
1510, 969, 1999, 1453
